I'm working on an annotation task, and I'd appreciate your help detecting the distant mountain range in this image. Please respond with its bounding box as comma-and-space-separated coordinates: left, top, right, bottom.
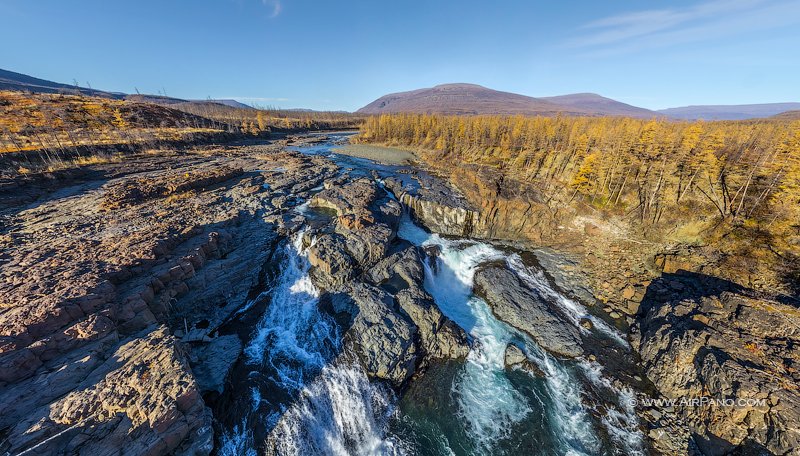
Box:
541, 93, 657, 118
771, 110, 800, 120
656, 103, 800, 120
358, 83, 799, 120
0, 68, 253, 110
3, 68, 798, 120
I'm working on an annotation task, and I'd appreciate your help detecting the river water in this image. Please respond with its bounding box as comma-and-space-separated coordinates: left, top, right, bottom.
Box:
218, 134, 644, 455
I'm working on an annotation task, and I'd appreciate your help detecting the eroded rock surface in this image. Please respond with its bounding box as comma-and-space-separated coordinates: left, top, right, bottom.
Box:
632, 272, 800, 455
503, 343, 545, 377
0, 143, 337, 454
304, 178, 470, 387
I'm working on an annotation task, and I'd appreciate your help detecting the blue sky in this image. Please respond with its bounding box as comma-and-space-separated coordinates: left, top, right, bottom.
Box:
1, 0, 798, 111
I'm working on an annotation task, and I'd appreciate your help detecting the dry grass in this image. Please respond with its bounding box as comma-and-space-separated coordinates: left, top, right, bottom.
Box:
163, 190, 196, 205
0, 91, 228, 155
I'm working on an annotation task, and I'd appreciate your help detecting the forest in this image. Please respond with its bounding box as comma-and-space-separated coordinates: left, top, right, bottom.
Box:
357, 114, 800, 291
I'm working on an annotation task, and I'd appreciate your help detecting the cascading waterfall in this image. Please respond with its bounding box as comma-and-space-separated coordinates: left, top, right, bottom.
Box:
505, 253, 644, 453
221, 228, 400, 455
398, 213, 643, 455
268, 365, 406, 456
505, 254, 628, 348
244, 229, 337, 391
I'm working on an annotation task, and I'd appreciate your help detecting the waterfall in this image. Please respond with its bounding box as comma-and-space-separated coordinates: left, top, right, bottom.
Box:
220, 136, 645, 456
267, 365, 406, 456
243, 229, 338, 391
221, 229, 400, 455
398, 212, 643, 455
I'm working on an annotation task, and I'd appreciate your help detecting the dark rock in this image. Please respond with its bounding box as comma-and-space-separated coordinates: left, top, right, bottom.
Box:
633, 272, 800, 455
334, 284, 418, 387
190, 335, 242, 394
474, 266, 583, 358
307, 233, 354, 289
504, 343, 545, 377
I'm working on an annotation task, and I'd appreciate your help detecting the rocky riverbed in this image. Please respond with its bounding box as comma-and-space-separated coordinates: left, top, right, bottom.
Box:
1, 133, 797, 455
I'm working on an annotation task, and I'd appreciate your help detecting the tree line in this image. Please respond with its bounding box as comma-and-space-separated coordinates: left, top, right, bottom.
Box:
357, 114, 800, 257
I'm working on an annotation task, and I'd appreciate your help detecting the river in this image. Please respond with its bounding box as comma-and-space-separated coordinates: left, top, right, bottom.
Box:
218, 133, 644, 455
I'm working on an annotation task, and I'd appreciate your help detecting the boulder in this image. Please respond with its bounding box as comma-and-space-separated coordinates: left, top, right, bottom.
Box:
504, 343, 545, 377
474, 266, 583, 358
331, 284, 418, 387
306, 233, 354, 289
368, 246, 470, 360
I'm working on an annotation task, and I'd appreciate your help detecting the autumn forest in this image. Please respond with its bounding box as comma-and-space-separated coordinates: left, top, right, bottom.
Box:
357, 114, 800, 293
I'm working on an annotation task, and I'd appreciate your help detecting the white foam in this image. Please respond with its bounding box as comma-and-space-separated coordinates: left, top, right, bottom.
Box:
238, 228, 402, 454
269, 364, 406, 456
506, 254, 628, 347
580, 360, 645, 454
397, 212, 642, 454
398, 215, 539, 450
218, 420, 257, 456
243, 229, 336, 391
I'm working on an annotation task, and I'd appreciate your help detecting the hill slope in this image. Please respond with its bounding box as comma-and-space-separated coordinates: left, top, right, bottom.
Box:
540, 93, 658, 118
771, 110, 800, 120
357, 83, 590, 116
1, 68, 253, 110
657, 103, 800, 120
0, 68, 122, 98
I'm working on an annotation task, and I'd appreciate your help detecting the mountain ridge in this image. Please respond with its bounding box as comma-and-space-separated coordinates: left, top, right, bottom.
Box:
359, 83, 800, 119
540, 93, 658, 118
657, 103, 800, 120
357, 83, 590, 116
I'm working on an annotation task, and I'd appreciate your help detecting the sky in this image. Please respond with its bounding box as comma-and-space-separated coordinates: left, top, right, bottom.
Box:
1, 0, 798, 111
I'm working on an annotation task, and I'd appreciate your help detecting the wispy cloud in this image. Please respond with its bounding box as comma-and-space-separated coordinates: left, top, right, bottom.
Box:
567, 0, 800, 55
262, 0, 281, 18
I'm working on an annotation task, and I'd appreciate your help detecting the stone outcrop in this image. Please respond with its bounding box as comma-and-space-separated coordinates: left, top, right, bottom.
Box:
1, 327, 213, 456
0, 144, 337, 455
473, 265, 583, 358
504, 343, 545, 377
383, 165, 554, 243
331, 284, 419, 385
383, 176, 477, 237
303, 177, 470, 387
632, 272, 800, 455
189, 334, 242, 395
101, 166, 245, 210
368, 246, 470, 361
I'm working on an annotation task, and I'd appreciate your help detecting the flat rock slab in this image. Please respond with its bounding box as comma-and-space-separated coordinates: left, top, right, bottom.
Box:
474, 265, 583, 358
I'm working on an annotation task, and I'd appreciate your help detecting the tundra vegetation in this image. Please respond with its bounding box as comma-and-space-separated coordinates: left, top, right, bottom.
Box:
0, 91, 363, 164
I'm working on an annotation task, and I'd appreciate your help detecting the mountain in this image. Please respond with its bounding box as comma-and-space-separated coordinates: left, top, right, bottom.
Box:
0, 68, 122, 98
357, 83, 590, 116
657, 103, 800, 120
771, 110, 800, 120
125, 94, 253, 110
540, 93, 658, 118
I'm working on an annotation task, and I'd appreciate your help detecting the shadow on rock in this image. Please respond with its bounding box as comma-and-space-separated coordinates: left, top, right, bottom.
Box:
633, 270, 800, 455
